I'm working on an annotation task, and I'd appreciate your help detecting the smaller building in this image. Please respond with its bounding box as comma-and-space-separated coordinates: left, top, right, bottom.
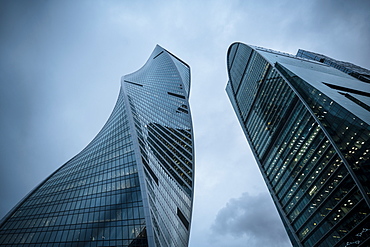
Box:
226, 42, 370, 247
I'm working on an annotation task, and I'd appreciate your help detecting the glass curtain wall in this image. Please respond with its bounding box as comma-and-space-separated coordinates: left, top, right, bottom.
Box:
0, 45, 194, 247
226, 42, 370, 247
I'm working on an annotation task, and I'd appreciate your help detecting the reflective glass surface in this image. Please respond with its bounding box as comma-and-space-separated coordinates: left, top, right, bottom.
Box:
123, 45, 194, 247
0, 45, 194, 247
296, 49, 370, 83
0, 89, 147, 247
226, 42, 370, 247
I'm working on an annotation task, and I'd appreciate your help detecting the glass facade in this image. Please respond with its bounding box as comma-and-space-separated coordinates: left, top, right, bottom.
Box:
296, 49, 370, 83
0, 45, 194, 247
226, 42, 370, 247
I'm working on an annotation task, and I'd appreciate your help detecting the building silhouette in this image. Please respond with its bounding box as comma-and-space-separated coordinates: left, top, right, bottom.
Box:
0, 45, 194, 247
226, 42, 370, 246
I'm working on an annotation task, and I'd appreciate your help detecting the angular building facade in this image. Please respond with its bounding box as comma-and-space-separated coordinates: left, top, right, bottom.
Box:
296, 49, 370, 83
0, 45, 195, 247
226, 42, 370, 247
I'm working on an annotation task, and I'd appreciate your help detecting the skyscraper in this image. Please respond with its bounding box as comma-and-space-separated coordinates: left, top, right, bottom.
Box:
226, 42, 370, 247
0, 45, 195, 247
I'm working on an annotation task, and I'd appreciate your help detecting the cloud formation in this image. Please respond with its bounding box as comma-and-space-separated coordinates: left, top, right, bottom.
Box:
210, 192, 291, 246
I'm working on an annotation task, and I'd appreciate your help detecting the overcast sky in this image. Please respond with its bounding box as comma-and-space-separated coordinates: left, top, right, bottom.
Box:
0, 1, 369, 246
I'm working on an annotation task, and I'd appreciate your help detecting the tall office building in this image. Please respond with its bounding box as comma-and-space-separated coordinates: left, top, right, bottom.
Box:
0, 45, 195, 247
226, 42, 370, 247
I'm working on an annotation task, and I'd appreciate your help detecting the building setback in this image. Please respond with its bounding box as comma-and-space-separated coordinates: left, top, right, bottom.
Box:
0, 45, 195, 247
226, 42, 370, 247
296, 49, 370, 83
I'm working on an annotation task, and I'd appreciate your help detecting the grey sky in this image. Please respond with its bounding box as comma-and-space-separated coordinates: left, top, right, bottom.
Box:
0, 1, 369, 246
211, 192, 290, 246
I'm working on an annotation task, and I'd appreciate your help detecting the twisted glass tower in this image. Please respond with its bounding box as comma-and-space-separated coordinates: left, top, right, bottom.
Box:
226, 42, 370, 247
0, 45, 194, 247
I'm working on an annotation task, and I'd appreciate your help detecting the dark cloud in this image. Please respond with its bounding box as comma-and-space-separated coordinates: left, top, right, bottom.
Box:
210, 192, 291, 246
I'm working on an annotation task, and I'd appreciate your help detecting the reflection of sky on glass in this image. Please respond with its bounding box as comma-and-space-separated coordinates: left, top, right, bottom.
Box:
0, 1, 369, 246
